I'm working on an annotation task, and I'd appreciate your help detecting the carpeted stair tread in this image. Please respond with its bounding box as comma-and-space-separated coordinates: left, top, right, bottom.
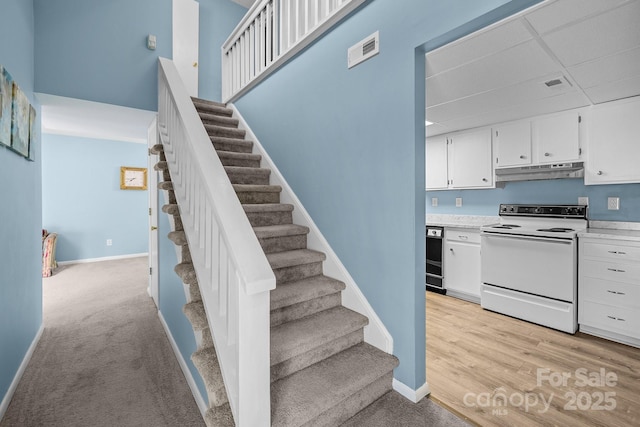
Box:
253, 224, 309, 239
270, 342, 399, 427
243, 203, 294, 213
224, 166, 271, 185
162, 204, 180, 215
154, 161, 168, 171
168, 230, 188, 246
175, 262, 197, 285
189, 282, 202, 303
192, 98, 233, 117
211, 136, 253, 154
150, 143, 164, 154
205, 123, 246, 139
201, 327, 214, 349
270, 306, 367, 366
271, 275, 345, 311
198, 111, 239, 128
192, 346, 228, 407
233, 184, 282, 206
266, 249, 326, 270
217, 151, 262, 168
243, 203, 294, 226
183, 300, 208, 331
204, 404, 235, 427
158, 181, 174, 191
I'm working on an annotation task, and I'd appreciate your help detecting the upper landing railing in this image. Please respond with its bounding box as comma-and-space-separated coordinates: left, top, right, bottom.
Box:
222, 0, 367, 102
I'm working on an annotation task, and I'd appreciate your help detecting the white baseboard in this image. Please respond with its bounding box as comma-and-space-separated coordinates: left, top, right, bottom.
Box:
0, 324, 44, 419
393, 378, 430, 403
57, 253, 148, 266
158, 310, 208, 418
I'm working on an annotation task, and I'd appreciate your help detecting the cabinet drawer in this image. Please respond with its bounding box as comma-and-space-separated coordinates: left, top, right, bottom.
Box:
446, 229, 480, 244
579, 300, 640, 338
581, 259, 640, 284
580, 276, 640, 309
582, 241, 640, 262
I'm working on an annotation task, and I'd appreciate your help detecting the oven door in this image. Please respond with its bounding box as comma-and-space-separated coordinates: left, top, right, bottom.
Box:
481, 232, 576, 302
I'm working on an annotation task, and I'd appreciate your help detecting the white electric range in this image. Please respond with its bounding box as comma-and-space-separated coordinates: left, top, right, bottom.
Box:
480, 204, 588, 333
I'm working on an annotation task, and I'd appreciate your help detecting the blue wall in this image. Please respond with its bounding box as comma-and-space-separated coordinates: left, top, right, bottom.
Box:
34, 0, 172, 111
198, 0, 248, 101
234, 0, 541, 389
427, 180, 640, 221
41, 134, 148, 262
0, 0, 43, 409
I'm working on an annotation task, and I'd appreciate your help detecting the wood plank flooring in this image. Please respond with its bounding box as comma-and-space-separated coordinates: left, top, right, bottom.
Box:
426, 292, 640, 427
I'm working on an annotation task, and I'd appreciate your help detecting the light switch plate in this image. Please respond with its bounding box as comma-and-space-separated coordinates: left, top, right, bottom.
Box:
455, 197, 463, 207
607, 197, 620, 210
431, 198, 438, 207
578, 197, 589, 206
147, 34, 157, 50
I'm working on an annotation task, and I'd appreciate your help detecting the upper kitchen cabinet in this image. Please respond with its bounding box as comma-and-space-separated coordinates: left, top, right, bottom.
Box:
532, 110, 582, 165
493, 120, 531, 167
448, 128, 493, 189
425, 135, 448, 190
585, 96, 640, 185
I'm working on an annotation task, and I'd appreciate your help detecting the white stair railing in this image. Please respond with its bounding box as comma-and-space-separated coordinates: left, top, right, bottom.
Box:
158, 57, 274, 427
222, 0, 368, 102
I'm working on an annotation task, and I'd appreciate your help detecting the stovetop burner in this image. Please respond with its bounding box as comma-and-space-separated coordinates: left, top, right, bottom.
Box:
536, 227, 575, 233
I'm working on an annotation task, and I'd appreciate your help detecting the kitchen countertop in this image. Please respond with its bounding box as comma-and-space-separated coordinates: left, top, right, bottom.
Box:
578, 221, 640, 242
426, 214, 499, 229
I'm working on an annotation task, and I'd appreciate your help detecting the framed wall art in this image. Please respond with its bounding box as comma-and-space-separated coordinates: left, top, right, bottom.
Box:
11, 82, 30, 158
0, 65, 12, 148
120, 166, 148, 190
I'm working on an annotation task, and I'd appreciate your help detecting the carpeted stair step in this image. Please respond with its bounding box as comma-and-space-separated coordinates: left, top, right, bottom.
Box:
243, 203, 294, 227
182, 244, 192, 264
233, 184, 282, 204
205, 404, 234, 427
198, 112, 239, 128
205, 123, 246, 140
192, 98, 233, 117
254, 224, 309, 254
150, 143, 164, 154
188, 282, 201, 303
158, 181, 173, 191
154, 161, 168, 172
267, 249, 326, 284
162, 204, 180, 216
270, 306, 367, 382
224, 166, 271, 186
201, 327, 214, 349
191, 346, 228, 407
175, 262, 197, 285
211, 136, 253, 154
168, 230, 188, 246
183, 300, 208, 331
270, 275, 345, 327
271, 342, 399, 427
217, 151, 262, 168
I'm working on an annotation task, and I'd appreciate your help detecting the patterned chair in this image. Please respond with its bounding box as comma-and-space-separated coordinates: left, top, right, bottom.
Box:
42, 229, 58, 277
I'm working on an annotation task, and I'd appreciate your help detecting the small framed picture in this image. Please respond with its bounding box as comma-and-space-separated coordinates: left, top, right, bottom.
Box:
0, 66, 13, 148
120, 166, 148, 190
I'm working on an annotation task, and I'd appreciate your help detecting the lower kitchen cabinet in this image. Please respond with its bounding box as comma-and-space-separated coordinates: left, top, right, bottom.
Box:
444, 228, 481, 303
578, 236, 640, 348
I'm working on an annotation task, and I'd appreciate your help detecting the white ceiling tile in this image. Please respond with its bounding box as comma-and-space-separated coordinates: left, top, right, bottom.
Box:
541, 1, 640, 67
584, 75, 640, 104
426, 19, 532, 77
567, 46, 640, 89
525, 0, 629, 35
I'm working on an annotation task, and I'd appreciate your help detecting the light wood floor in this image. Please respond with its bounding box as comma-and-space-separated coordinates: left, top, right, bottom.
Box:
426, 292, 640, 427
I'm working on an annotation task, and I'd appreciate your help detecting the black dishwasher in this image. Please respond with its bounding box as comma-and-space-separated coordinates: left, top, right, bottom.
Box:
426, 226, 445, 294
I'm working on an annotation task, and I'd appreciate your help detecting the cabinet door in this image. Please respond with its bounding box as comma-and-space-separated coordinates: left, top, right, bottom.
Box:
494, 120, 531, 167
585, 97, 640, 185
444, 239, 481, 298
449, 128, 493, 188
533, 111, 581, 164
426, 135, 449, 190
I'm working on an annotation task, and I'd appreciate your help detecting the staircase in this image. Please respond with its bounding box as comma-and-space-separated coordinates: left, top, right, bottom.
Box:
155, 97, 399, 426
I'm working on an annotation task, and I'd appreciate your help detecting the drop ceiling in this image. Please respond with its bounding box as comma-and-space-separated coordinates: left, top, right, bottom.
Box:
426, 0, 640, 137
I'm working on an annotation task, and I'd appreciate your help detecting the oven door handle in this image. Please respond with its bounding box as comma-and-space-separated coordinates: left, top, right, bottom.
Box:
481, 232, 574, 244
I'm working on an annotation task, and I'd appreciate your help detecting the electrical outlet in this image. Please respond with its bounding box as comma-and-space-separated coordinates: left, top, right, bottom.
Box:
578, 197, 589, 206
431, 198, 438, 207
106, 239, 113, 246
607, 197, 620, 210
456, 197, 463, 207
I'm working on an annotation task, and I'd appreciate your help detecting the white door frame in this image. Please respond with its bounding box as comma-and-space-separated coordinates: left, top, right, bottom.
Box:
147, 117, 159, 307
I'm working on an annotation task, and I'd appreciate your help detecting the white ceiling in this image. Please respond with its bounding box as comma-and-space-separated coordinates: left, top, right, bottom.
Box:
37, 94, 157, 144
426, 0, 640, 136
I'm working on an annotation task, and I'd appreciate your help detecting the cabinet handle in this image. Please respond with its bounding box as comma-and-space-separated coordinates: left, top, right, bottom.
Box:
607, 315, 626, 321
597, 171, 603, 175
607, 290, 625, 295
458, 235, 468, 240
449, 248, 454, 253
607, 268, 626, 273
519, 155, 526, 159
482, 178, 488, 182
544, 152, 551, 157
607, 250, 627, 255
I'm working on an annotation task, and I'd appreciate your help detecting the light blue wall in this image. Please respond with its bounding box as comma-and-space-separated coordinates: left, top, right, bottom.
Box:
34, 0, 172, 111
427, 180, 640, 221
234, 0, 541, 389
198, 0, 248, 101
0, 0, 42, 407
41, 134, 148, 262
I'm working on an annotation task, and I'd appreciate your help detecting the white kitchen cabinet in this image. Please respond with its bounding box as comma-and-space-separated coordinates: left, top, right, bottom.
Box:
579, 236, 640, 348
585, 96, 640, 185
444, 228, 481, 303
425, 135, 448, 190
448, 128, 494, 189
426, 128, 494, 190
533, 111, 581, 164
493, 120, 531, 167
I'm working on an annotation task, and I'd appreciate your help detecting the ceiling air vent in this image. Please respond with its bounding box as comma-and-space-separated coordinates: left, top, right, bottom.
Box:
545, 79, 563, 88
348, 31, 379, 69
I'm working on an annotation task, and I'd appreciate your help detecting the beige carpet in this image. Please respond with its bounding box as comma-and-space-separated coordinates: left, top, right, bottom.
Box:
0, 257, 205, 427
